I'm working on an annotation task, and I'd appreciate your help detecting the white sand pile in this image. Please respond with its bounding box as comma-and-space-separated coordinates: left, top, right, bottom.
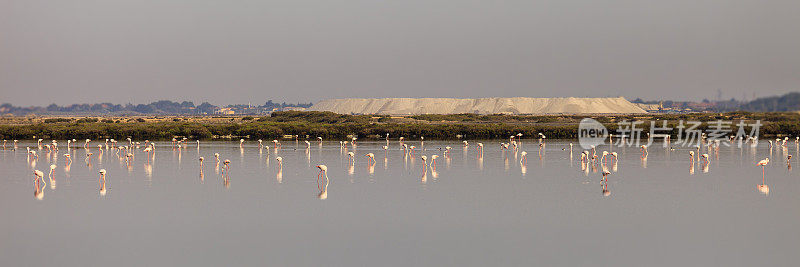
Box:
309, 97, 647, 115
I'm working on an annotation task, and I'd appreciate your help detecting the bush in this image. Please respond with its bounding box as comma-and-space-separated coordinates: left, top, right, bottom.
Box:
242, 116, 254, 121
102, 119, 114, 123
76, 118, 99, 123
136, 118, 146, 122
44, 118, 72, 123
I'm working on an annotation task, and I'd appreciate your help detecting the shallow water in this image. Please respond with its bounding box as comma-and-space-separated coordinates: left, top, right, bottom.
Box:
1, 140, 799, 266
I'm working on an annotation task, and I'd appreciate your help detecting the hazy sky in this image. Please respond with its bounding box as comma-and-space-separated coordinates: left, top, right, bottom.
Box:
2, 0, 799, 106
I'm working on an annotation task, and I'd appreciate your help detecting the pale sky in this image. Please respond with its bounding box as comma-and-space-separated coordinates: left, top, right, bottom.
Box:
2, 0, 799, 106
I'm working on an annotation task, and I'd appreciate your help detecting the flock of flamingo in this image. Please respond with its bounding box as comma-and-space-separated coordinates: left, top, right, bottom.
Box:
3, 132, 792, 200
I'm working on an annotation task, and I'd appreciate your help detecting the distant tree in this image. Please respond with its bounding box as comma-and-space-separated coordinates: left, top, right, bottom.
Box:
196, 102, 217, 114
133, 104, 156, 113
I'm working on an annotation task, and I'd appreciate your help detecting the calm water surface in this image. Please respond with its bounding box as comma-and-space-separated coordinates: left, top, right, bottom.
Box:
2, 140, 799, 266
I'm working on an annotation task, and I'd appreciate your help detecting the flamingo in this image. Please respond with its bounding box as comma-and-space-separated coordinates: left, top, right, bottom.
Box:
421, 155, 428, 174
99, 169, 107, 196
49, 164, 56, 178
222, 159, 231, 176
601, 169, 611, 197
701, 154, 710, 165
45, 164, 56, 189
757, 158, 770, 195
199, 157, 204, 168
305, 140, 311, 148
84, 139, 90, 149
430, 155, 438, 171
463, 140, 468, 147
214, 153, 220, 163
33, 170, 45, 200
276, 157, 283, 168
689, 151, 695, 165
258, 139, 263, 148
239, 139, 244, 148
316, 165, 329, 199
640, 145, 648, 158
382, 145, 388, 151
365, 153, 375, 165
520, 151, 527, 165
347, 152, 355, 163
476, 143, 484, 154
757, 158, 769, 181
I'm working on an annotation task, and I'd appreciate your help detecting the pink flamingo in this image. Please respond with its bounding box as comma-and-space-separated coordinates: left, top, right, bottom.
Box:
757, 158, 770, 183
316, 165, 329, 199
365, 153, 375, 165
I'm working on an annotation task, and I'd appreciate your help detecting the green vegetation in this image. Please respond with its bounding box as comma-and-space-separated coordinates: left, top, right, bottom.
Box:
1, 111, 799, 140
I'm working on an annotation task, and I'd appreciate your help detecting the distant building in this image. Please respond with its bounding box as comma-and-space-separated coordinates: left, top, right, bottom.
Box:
214, 108, 235, 115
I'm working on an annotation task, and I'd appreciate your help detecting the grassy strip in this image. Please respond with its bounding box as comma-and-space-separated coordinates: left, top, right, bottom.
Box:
1, 111, 798, 140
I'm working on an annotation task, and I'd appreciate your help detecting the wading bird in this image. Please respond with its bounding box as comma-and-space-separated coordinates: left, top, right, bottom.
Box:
757, 158, 770, 181
316, 165, 329, 199
365, 153, 375, 165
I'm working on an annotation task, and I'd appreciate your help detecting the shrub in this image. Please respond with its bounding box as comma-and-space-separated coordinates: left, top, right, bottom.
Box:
76, 118, 99, 123
44, 118, 72, 123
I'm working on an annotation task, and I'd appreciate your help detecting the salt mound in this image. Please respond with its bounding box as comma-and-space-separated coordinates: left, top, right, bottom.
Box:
310, 97, 647, 115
